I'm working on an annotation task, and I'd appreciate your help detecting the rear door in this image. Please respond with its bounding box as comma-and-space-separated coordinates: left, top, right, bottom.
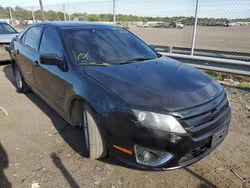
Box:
15, 26, 43, 87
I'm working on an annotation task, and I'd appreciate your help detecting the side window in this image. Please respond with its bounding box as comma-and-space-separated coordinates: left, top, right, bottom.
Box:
20, 32, 26, 43
24, 27, 42, 50
39, 27, 63, 58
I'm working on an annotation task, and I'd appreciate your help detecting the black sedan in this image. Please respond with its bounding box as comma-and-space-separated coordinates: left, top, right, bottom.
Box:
9, 21, 231, 170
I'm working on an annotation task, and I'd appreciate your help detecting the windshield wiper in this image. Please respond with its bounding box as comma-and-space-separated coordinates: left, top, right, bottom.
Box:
119, 57, 155, 64
83, 61, 112, 66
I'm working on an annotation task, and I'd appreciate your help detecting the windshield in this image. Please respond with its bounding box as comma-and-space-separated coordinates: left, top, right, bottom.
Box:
0, 23, 17, 34
62, 27, 157, 65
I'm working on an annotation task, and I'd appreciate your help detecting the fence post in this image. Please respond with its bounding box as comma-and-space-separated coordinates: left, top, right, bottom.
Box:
169, 46, 173, 53
39, 0, 45, 21
63, 3, 66, 21
191, 0, 199, 56
113, 0, 116, 24
8, 9, 13, 26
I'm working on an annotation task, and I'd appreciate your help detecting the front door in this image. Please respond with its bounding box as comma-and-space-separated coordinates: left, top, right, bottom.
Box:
33, 27, 69, 116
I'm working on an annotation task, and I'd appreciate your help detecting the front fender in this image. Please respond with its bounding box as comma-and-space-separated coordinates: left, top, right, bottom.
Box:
65, 70, 132, 124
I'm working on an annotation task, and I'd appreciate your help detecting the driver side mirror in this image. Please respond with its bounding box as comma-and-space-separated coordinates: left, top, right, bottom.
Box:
40, 54, 67, 70
40, 54, 62, 65
149, 44, 162, 57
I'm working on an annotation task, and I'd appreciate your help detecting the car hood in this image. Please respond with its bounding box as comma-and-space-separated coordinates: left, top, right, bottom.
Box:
0, 33, 18, 43
84, 57, 223, 112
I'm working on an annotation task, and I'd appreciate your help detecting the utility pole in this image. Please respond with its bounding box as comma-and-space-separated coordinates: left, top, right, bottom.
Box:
113, 0, 116, 24
63, 3, 66, 21
67, 0, 71, 21
191, 0, 199, 56
39, 0, 45, 21
31, 6, 35, 23
9, 9, 13, 26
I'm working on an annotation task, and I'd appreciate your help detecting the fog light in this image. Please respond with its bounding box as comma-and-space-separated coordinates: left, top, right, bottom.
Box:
142, 151, 151, 161
134, 145, 173, 167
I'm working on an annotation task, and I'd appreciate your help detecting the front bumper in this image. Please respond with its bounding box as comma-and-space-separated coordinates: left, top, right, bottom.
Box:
102, 92, 231, 170
111, 115, 229, 170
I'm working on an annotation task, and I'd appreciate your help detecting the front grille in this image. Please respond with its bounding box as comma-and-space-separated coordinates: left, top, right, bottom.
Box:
179, 144, 210, 164
179, 92, 231, 139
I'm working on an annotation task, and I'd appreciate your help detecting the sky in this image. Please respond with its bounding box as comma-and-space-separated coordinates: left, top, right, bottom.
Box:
0, 0, 250, 19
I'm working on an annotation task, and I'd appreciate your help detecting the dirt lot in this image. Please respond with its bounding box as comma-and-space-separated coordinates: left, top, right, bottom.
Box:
0, 46, 11, 62
129, 26, 250, 53
0, 62, 249, 188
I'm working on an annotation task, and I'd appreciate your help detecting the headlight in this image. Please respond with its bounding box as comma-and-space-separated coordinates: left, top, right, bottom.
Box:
133, 110, 187, 134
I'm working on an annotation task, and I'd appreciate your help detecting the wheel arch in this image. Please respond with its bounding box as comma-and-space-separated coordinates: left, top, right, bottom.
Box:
67, 96, 86, 126
67, 95, 106, 127
67, 95, 110, 155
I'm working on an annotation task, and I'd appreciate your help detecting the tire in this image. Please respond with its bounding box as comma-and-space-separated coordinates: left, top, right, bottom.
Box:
13, 63, 30, 93
82, 103, 107, 159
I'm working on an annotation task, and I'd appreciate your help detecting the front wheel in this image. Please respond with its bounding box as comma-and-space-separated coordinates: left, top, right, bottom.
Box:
82, 103, 107, 159
13, 63, 30, 93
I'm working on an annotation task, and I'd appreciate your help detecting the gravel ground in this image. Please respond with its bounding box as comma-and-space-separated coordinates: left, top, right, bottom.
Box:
0, 46, 11, 62
0, 63, 249, 188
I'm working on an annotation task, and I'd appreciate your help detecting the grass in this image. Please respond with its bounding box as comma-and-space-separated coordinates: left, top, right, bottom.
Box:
204, 71, 250, 89
239, 82, 250, 88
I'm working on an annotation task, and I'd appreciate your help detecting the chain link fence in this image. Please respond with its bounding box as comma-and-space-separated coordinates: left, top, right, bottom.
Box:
0, 0, 250, 60
194, 0, 250, 59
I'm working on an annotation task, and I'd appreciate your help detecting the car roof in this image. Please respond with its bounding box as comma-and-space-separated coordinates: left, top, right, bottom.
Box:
35, 21, 119, 30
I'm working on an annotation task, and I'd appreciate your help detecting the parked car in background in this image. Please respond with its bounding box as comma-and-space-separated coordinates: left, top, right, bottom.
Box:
9, 21, 231, 170
152, 22, 184, 29
167, 22, 184, 29
0, 21, 19, 61
175, 22, 184, 29
0, 22, 18, 44
137, 22, 150, 28
153, 22, 165, 28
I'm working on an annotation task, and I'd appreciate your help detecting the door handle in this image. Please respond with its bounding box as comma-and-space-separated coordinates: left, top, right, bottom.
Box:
33, 60, 40, 67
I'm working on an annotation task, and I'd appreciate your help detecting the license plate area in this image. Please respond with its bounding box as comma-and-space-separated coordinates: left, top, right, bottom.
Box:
211, 128, 227, 148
